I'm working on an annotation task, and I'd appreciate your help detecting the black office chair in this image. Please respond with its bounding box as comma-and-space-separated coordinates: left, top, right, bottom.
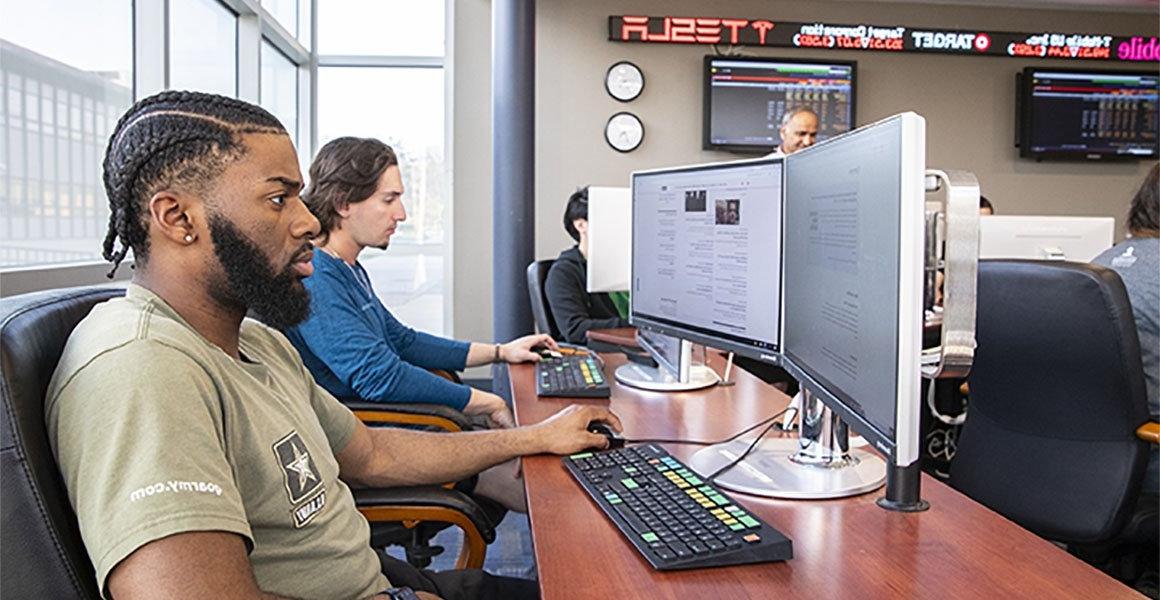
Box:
0, 285, 120, 598
0, 286, 498, 599
951, 261, 1158, 552
526, 259, 560, 339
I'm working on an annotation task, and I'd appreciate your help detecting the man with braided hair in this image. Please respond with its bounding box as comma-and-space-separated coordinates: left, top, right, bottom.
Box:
46, 91, 621, 600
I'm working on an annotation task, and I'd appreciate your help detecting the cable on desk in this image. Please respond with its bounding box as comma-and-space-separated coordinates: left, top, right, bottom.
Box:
704, 419, 781, 483
625, 405, 794, 447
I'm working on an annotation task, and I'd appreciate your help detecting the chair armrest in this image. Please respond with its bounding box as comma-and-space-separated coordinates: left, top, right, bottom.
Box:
354, 487, 498, 569
428, 368, 463, 384
1137, 421, 1160, 444
346, 401, 472, 432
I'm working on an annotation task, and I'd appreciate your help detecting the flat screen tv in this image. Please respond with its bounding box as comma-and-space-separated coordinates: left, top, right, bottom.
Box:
703, 55, 856, 153
1017, 67, 1159, 161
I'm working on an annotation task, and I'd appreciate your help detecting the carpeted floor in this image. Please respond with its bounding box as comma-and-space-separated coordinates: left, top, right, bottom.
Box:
385, 511, 537, 580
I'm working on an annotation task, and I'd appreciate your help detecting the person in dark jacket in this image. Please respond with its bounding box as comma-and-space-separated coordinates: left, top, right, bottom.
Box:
545, 187, 630, 344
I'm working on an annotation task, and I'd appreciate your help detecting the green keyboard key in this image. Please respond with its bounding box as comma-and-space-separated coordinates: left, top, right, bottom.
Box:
621, 478, 639, 490
570, 452, 593, 459
740, 516, 761, 528
641, 532, 659, 543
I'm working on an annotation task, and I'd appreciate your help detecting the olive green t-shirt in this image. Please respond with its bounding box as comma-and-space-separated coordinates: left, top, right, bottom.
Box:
45, 284, 389, 599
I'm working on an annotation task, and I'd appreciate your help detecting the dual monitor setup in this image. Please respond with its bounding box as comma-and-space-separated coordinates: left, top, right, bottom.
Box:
586, 113, 928, 509
584, 111, 1121, 508
575, 55, 1153, 509
703, 55, 1158, 161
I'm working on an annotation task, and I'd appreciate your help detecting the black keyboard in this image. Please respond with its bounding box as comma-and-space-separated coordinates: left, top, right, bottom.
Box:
563, 444, 793, 570
535, 354, 611, 398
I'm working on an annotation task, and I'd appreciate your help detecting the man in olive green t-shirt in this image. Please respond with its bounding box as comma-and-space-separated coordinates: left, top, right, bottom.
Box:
46, 91, 620, 600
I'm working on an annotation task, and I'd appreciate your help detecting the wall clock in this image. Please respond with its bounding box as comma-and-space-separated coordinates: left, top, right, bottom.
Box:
605, 112, 644, 153
605, 61, 645, 102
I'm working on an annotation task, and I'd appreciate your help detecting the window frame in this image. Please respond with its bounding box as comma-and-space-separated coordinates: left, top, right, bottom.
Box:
0, 0, 316, 295
0, 0, 453, 332
314, 2, 451, 335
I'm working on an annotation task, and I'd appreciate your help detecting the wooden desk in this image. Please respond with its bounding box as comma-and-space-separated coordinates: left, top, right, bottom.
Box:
511, 352, 1138, 599
586, 326, 638, 348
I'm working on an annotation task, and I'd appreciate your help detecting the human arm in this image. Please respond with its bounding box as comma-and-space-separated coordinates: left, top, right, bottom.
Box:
544, 259, 628, 344
463, 333, 559, 367
335, 405, 622, 488
107, 532, 295, 600
107, 531, 405, 600
294, 271, 471, 410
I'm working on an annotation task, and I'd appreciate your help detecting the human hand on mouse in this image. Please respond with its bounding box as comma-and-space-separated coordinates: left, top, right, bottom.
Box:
499, 333, 560, 363
531, 405, 623, 454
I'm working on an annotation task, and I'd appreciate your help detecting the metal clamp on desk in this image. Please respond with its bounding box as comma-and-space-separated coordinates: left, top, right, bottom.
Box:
921, 169, 979, 380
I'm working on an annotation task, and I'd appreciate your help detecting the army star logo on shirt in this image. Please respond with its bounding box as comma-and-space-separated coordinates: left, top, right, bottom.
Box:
273, 431, 326, 527
286, 444, 317, 491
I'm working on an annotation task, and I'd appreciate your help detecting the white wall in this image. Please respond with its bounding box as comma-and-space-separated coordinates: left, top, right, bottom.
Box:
452, 0, 1159, 344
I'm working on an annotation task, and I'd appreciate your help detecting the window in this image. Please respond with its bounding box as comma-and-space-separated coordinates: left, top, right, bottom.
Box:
317, 1, 447, 334
317, 65, 446, 333
0, 0, 133, 267
264, 0, 299, 39
261, 40, 298, 144
318, 0, 443, 57
169, 0, 238, 96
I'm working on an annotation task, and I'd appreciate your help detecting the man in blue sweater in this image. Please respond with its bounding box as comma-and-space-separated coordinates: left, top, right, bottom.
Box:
284, 137, 552, 510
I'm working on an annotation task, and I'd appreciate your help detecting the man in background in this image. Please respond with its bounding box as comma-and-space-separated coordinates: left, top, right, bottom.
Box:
774, 107, 819, 156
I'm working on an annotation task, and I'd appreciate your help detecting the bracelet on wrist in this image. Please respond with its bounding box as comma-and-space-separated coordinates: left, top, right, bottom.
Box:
493, 343, 502, 363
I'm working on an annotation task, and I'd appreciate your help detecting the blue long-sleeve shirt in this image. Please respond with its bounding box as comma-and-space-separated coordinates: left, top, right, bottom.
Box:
283, 250, 472, 410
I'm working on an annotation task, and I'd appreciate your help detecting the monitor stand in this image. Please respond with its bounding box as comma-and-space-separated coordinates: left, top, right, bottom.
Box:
687, 389, 886, 499
614, 362, 719, 392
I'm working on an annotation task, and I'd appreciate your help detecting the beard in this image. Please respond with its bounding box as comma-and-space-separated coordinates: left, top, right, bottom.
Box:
207, 213, 312, 330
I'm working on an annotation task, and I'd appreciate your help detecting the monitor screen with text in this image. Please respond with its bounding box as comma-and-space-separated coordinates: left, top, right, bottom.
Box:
782, 115, 923, 453
631, 157, 783, 360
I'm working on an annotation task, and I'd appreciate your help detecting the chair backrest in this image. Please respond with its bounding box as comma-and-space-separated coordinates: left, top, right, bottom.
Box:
526, 259, 560, 339
951, 260, 1149, 544
1, 285, 125, 599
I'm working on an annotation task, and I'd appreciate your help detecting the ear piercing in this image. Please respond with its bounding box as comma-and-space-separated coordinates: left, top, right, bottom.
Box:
184, 234, 194, 243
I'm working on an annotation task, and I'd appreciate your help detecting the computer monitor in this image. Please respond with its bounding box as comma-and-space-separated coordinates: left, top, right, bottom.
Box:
586, 186, 631, 294
781, 112, 926, 468
1017, 67, 1159, 161
703, 56, 857, 153
686, 113, 926, 503
630, 156, 785, 373
978, 215, 1114, 262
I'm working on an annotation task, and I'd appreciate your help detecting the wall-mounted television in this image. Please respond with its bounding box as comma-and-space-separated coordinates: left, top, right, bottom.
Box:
1017, 67, 1159, 161
703, 55, 856, 153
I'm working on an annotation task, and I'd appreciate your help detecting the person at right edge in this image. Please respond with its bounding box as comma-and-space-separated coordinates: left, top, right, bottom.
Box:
1093, 163, 1159, 498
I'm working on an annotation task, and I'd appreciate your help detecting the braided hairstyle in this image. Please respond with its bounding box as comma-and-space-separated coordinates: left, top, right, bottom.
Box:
101, 90, 286, 276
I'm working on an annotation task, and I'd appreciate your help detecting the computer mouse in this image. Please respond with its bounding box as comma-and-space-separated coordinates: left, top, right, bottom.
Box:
587, 421, 626, 449
531, 345, 563, 359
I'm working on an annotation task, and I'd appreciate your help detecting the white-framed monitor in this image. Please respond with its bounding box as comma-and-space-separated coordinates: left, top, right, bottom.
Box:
780, 112, 926, 469
629, 156, 785, 365
978, 215, 1114, 262
586, 186, 632, 294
